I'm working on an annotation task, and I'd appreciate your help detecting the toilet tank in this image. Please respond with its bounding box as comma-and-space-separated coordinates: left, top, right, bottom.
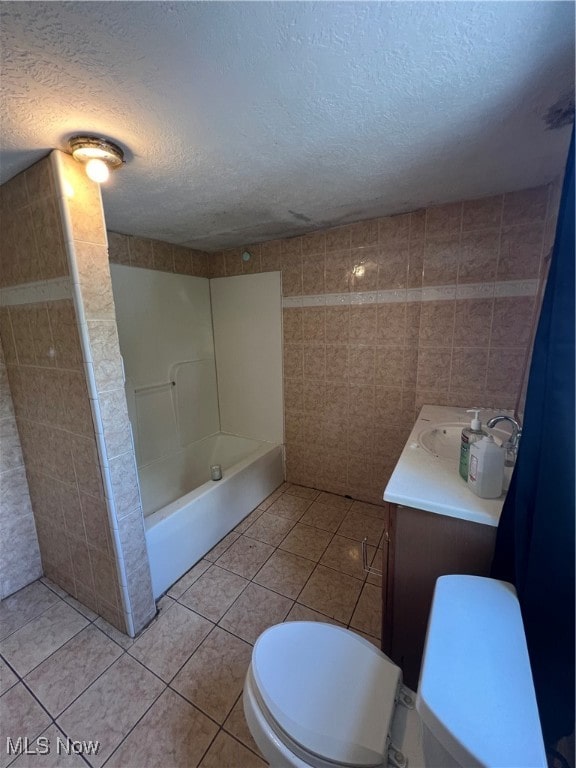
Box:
415, 575, 547, 768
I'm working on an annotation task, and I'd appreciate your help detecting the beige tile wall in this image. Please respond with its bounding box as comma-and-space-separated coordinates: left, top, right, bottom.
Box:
0, 334, 42, 597
0, 158, 124, 625
108, 231, 210, 277
0, 155, 156, 635
55, 151, 156, 634
100, 183, 560, 507
207, 183, 560, 504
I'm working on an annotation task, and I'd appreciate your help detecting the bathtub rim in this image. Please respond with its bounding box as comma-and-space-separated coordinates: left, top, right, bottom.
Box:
144, 437, 281, 529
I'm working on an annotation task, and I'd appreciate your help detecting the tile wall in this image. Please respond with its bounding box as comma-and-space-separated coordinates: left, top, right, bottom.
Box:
0, 154, 157, 635
0, 157, 127, 627
207, 183, 561, 504
0, 335, 42, 597
54, 151, 157, 633
101, 181, 560, 508
107, 231, 210, 277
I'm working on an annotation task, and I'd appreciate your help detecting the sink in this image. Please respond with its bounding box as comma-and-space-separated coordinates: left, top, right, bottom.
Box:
418, 422, 509, 460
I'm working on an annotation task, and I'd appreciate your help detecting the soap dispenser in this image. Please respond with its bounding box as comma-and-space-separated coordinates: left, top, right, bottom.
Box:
459, 409, 487, 481
467, 435, 505, 498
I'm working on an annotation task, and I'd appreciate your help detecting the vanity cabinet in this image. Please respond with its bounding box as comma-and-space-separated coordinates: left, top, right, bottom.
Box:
381, 504, 497, 689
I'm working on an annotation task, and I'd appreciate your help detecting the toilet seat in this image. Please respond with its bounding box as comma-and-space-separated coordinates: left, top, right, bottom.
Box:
249, 622, 402, 768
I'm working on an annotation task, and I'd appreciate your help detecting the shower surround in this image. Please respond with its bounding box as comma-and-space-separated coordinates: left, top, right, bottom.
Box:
109, 265, 284, 597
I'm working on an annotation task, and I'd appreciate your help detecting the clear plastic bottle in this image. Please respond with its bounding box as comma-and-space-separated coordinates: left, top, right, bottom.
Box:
459, 409, 488, 481
468, 435, 505, 498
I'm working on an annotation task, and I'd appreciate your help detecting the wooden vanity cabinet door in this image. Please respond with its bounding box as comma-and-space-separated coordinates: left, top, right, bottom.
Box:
381, 502, 395, 655
385, 504, 497, 689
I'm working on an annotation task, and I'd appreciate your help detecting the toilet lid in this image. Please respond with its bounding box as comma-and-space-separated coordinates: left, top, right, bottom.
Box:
251, 622, 401, 767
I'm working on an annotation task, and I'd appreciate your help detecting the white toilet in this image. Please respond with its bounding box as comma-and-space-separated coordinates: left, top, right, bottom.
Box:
243, 575, 547, 768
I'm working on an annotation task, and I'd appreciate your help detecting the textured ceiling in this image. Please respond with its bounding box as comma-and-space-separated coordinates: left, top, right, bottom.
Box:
1, 2, 574, 250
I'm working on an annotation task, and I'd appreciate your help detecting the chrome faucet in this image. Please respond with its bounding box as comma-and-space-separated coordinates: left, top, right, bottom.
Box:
486, 415, 522, 451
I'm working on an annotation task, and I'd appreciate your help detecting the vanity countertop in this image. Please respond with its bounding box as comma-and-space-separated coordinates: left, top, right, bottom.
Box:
384, 404, 514, 527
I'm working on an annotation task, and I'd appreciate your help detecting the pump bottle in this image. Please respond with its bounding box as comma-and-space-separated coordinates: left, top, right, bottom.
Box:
459, 409, 487, 481
467, 435, 505, 498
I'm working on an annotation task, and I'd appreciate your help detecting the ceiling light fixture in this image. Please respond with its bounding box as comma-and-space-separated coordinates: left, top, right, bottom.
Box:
68, 135, 124, 183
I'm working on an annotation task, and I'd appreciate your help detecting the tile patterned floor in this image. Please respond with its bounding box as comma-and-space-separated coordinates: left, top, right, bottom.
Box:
0, 483, 386, 768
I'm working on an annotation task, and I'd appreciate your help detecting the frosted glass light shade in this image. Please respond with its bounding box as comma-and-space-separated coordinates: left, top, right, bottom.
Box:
85, 157, 110, 183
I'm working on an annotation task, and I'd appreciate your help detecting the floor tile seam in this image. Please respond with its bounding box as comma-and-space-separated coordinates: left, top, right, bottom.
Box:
345, 577, 370, 631
247, 508, 303, 527
23, 630, 124, 720
296, 513, 346, 534
0, 590, 97, 650
218, 729, 265, 765
204, 544, 237, 563
7, 619, 90, 681
216, 570, 293, 620
55, 651, 168, 733
207, 557, 261, 582
193, 724, 222, 768
0, 652, 21, 685
93, 621, 135, 653
310, 498, 354, 515
166, 558, 214, 598
63, 601, 99, 625
0, 593, 67, 643
316, 554, 369, 584
167, 675, 243, 733
349, 506, 388, 521
205, 530, 244, 561
221, 724, 263, 762
97, 681, 184, 768
296, 554, 366, 621
289, 599, 345, 626
272, 555, 319, 604
276, 539, 330, 564
7, 675, 57, 737
332, 526, 383, 547
221, 690, 264, 760
347, 615, 383, 642
323, 534, 381, 580
39, 578, 68, 600
264, 508, 307, 524
55, 657, 168, 768
126, 612, 219, 686
215, 585, 294, 644
214, 536, 278, 581
241, 515, 298, 548
41, 581, 104, 627
250, 568, 308, 603
279, 524, 336, 563
36, 719, 93, 768
175, 572, 252, 621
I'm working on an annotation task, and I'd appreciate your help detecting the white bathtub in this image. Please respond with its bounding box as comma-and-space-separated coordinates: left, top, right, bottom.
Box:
143, 433, 284, 598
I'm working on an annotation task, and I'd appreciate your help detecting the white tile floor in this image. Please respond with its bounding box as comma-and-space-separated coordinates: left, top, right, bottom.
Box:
0, 483, 386, 768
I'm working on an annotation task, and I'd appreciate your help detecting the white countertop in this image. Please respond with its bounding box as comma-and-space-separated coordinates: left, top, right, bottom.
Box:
384, 404, 514, 527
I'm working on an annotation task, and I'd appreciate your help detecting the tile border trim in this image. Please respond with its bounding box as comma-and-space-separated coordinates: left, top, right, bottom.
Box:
282, 279, 539, 308
0, 277, 72, 307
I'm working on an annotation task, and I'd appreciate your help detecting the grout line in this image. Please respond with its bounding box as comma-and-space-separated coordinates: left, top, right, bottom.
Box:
2, 483, 382, 768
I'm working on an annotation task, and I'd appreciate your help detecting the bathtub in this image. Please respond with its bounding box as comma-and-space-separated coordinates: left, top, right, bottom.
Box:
143, 433, 284, 598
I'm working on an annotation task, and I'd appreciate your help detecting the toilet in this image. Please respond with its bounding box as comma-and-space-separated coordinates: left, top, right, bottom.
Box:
243, 575, 547, 768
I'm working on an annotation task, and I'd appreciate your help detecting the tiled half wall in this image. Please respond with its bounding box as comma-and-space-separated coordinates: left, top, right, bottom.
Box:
0, 153, 157, 634
0, 334, 42, 598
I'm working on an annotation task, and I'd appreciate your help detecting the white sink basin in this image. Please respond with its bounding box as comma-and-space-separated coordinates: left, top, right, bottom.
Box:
418, 422, 509, 460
